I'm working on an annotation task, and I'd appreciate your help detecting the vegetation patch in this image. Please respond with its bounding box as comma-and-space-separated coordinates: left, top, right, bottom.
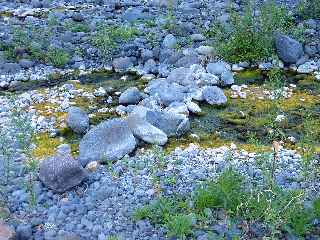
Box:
211, 0, 300, 63
134, 168, 320, 239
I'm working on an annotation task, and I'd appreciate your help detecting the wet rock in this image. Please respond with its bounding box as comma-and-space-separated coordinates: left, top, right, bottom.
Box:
39, 144, 88, 193
275, 34, 303, 64
67, 107, 89, 134
119, 87, 143, 105
127, 107, 168, 145
72, 13, 84, 22
79, 119, 136, 166
202, 86, 227, 105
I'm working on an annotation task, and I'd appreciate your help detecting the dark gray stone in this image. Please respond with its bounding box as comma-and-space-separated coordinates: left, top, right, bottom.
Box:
275, 34, 304, 64
39, 145, 88, 193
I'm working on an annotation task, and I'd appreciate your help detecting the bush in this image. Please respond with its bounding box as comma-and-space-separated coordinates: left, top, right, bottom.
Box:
91, 24, 138, 58
194, 168, 245, 213
298, 0, 320, 20
166, 214, 193, 239
213, 0, 294, 63
46, 48, 70, 67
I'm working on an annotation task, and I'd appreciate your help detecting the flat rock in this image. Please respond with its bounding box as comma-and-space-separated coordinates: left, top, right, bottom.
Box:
79, 119, 136, 166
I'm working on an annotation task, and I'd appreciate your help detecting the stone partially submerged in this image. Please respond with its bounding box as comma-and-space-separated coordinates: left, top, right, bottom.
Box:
79, 118, 136, 167
39, 144, 88, 193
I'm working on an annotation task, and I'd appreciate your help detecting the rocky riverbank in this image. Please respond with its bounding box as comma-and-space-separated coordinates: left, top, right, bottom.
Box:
1, 0, 320, 239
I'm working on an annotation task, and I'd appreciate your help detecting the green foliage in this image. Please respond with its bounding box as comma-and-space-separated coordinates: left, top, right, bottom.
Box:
133, 196, 188, 224
298, 0, 320, 19
266, 67, 285, 91
213, 0, 295, 63
166, 214, 193, 239
91, 24, 138, 58
64, 20, 90, 33
46, 48, 70, 67
194, 168, 245, 213
313, 198, 320, 217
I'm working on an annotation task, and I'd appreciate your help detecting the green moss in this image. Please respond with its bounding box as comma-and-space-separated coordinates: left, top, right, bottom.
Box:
234, 70, 264, 85
32, 133, 62, 159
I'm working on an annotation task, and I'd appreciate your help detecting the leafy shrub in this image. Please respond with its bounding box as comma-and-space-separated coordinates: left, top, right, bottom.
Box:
213, 0, 294, 63
166, 214, 193, 239
298, 0, 320, 19
46, 48, 70, 67
91, 24, 138, 58
194, 168, 245, 213
64, 20, 90, 33
313, 198, 320, 217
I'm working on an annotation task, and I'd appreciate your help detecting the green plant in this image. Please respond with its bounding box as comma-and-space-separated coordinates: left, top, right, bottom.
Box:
298, 0, 320, 19
64, 20, 90, 33
0, 103, 36, 206
313, 198, 320, 217
166, 214, 193, 239
91, 24, 138, 58
46, 48, 70, 67
107, 236, 119, 240
194, 169, 245, 213
266, 67, 285, 91
213, 0, 294, 63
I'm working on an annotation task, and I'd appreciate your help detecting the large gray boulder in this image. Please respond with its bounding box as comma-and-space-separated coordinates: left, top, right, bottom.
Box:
67, 107, 89, 134
202, 86, 227, 105
39, 144, 88, 193
127, 107, 168, 145
275, 34, 304, 64
146, 110, 190, 137
79, 119, 136, 166
119, 87, 143, 105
